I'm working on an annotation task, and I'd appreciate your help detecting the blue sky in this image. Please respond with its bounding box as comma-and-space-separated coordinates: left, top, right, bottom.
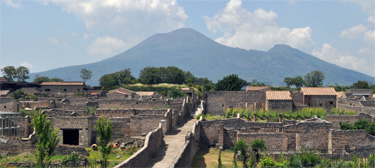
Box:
1, 0, 374, 78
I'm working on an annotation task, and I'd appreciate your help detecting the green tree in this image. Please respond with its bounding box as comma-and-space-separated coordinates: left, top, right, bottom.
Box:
235, 139, 249, 168
32, 111, 60, 167
351, 80, 370, 89
15, 66, 30, 82
99, 68, 134, 90
215, 74, 246, 91
293, 76, 304, 89
1, 66, 17, 81
33, 76, 64, 84
284, 77, 294, 88
11, 89, 28, 100
96, 116, 112, 167
80, 68, 93, 82
304, 70, 325, 87
250, 139, 267, 163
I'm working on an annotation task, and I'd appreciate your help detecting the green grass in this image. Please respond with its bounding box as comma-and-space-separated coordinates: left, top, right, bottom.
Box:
0, 152, 67, 164
192, 148, 244, 168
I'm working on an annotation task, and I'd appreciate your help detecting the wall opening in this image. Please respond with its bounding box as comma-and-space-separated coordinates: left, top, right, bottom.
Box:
63, 129, 79, 145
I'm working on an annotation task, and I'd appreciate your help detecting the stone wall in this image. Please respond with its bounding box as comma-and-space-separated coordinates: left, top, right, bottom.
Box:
360, 101, 375, 107
49, 116, 95, 146
115, 124, 164, 168
1, 116, 31, 138
129, 115, 166, 136
205, 91, 266, 116
291, 91, 303, 105
0, 136, 34, 156
20, 100, 50, 109
304, 95, 337, 111
238, 133, 284, 152
96, 109, 167, 118
266, 100, 292, 112
97, 99, 170, 109
55, 144, 89, 156
338, 103, 375, 116
41, 85, 84, 93
0, 98, 20, 112
110, 118, 131, 141
173, 120, 201, 167
331, 130, 375, 154
326, 113, 373, 129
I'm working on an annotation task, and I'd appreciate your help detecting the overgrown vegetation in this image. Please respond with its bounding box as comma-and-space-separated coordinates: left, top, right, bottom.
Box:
19, 109, 37, 117
95, 116, 113, 167
32, 111, 61, 167
11, 89, 36, 100
85, 105, 97, 115
340, 119, 375, 136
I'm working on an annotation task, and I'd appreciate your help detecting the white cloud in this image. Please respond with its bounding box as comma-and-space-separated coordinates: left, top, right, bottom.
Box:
313, 43, 374, 77
5, 0, 22, 9
41, 0, 188, 53
340, 24, 367, 39
87, 36, 127, 55
364, 30, 375, 44
204, 0, 314, 51
48, 38, 68, 48
20, 62, 34, 70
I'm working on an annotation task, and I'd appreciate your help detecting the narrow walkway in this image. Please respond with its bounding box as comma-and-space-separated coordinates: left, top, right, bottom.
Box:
145, 116, 197, 168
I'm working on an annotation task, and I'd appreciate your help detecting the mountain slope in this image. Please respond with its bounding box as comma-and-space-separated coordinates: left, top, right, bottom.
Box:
31, 28, 374, 86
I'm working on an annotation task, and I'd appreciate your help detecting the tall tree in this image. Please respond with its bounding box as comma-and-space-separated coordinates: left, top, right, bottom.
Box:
284, 77, 294, 88
235, 139, 249, 168
293, 76, 304, 89
251, 139, 267, 163
351, 80, 370, 89
99, 68, 134, 89
15, 66, 30, 82
1, 66, 17, 81
304, 70, 325, 87
34, 76, 64, 84
215, 74, 246, 91
96, 116, 112, 168
80, 68, 93, 82
32, 111, 60, 167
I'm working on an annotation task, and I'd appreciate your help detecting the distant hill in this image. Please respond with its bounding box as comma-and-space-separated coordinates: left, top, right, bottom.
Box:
31, 28, 374, 86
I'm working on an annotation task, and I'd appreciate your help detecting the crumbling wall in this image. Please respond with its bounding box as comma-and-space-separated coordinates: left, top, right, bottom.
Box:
20, 100, 50, 109
129, 115, 165, 136
360, 101, 375, 107
338, 103, 375, 116
326, 113, 373, 129
304, 95, 337, 111
205, 91, 266, 116
96, 109, 167, 118
238, 133, 284, 152
331, 130, 375, 154
0, 136, 34, 156
115, 124, 164, 168
266, 100, 292, 112
97, 99, 170, 109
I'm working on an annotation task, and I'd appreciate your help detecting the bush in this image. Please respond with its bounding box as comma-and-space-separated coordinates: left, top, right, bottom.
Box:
243, 109, 249, 119
232, 108, 238, 118
61, 152, 81, 166
260, 154, 275, 167
196, 114, 203, 120
19, 109, 36, 117
288, 154, 302, 167
85, 106, 97, 115
11, 89, 28, 100
299, 150, 321, 167
225, 108, 231, 118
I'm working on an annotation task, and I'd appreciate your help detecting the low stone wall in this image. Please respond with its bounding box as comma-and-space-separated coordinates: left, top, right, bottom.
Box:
97, 99, 170, 109
331, 130, 375, 154
338, 103, 375, 116
115, 124, 164, 168
55, 144, 89, 156
326, 113, 373, 129
0, 136, 34, 156
360, 101, 375, 107
96, 109, 167, 118
238, 132, 284, 152
20, 100, 50, 109
172, 120, 201, 167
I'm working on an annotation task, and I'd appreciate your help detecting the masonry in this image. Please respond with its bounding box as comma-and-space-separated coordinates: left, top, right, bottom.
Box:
205, 91, 266, 116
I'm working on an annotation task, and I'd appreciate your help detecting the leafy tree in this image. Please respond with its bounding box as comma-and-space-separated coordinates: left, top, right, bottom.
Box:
250, 139, 267, 163
304, 70, 325, 87
247, 79, 266, 86
15, 66, 30, 82
1, 66, 17, 81
11, 89, 28, 100
215, 74, 246, 91
32, 111, 60, 167
235, 139, 249, 168
139, 67, 162, 84
1, 66, 30, 82
351, 80, 370, 89
33, 76, 64, 84
139, 66, 186, 84
96, 116, 112, 167
185, 71, 195, 85
80, 68, 93, 82
99, 68, 134, 90
293, 76, 304, 89
284, 77, 294, 88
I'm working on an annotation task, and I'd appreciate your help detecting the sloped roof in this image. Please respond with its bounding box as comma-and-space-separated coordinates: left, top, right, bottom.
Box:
301, 87, 337, 96
136, 91, 155, 96
41, 82, 85, 86
0, 90, 10, 96
336, 91, 346, 98
266, 91, 292, 100
246, 86, 270, 91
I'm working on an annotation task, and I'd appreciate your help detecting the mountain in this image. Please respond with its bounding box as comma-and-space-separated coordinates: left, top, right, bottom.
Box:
31, 28, 374, 86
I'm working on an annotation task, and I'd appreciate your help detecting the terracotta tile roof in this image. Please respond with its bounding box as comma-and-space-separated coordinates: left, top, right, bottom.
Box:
336, 91, 346, 98
246, 86, 270, 91
266, 91, 292, 100
136, 92, 155, 96
181, 88, 191, 91
0, 90, 10, 96
301, 87, 337, 96
41, 82, 85, 86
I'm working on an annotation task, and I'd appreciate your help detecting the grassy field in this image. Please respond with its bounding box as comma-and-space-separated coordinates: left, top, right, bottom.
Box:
192, 148, 244, 168
0, 147, 139, 168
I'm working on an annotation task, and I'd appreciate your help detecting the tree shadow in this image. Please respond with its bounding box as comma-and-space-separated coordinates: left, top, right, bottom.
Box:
191, 148, 209, 168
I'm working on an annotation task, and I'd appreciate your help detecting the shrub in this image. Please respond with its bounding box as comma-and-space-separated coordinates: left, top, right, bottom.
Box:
299, 150, 321, 167
238, 108, 244, 118
260, 154, 275, 167
354, 119, 369, 129
225, 108, 231, 118
196, 114, 204, 120
243, 109, 249, 119
61, 152, 81, 166
232, 108, 238, 118
288, 154, 302, 167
